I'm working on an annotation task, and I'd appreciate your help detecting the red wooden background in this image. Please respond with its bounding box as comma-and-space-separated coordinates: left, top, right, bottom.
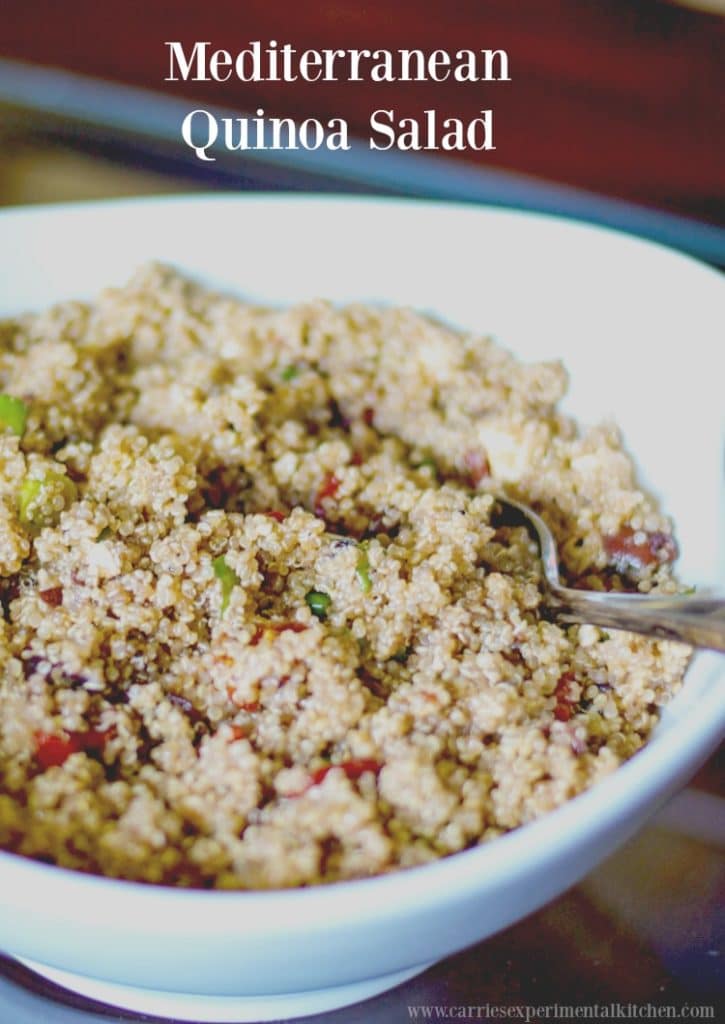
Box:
2, 0, 723, 222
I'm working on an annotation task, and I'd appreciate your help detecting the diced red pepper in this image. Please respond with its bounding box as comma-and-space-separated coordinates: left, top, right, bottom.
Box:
309, 765, 331, 786
35, 728, 110, 769
362, 407, 375, 427
262, 509, 286, 523
313, 472, 341, 518
306, 758, 382, 790
250, 621, 308, 645
39, 587, 63, 607
278, 621, 307, 634
35, 731, 80, 769
463, 449, 490, 486
553, 672, 577, 723
604, 527, 677, 573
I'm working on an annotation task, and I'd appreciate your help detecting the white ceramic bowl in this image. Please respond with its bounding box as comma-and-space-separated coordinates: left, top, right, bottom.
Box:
0, 196, 723, 1022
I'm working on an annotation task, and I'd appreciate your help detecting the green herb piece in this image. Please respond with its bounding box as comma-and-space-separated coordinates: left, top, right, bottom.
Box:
18, 472, 77, 529
416, 456, 438, 475
213, 555, 239, 614
355, 544, 373, 593
0, 394, 28, 437
391, 646, 412, 663
682, 585, 697, 596
96, 527, 112, 542
305, 590, 331, 620
280, 365, 299, 381
18, 478, 41, 525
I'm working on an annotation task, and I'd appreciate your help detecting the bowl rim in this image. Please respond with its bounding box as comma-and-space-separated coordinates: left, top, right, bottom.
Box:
0, 189, 723, 286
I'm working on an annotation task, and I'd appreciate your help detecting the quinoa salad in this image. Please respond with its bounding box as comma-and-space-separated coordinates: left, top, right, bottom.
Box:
0, 265, 689, 889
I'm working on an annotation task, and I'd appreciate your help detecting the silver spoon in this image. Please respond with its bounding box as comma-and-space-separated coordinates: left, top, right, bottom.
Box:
492, 496, 725, 652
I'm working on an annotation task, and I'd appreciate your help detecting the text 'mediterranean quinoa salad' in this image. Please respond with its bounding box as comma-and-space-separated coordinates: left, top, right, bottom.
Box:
0, 265, 689, 888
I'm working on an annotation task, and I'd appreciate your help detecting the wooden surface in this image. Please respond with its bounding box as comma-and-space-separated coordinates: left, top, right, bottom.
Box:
2, 0, 724, 222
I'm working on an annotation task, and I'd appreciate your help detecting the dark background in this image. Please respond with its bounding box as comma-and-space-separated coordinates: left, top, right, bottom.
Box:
2, 0, 724, 222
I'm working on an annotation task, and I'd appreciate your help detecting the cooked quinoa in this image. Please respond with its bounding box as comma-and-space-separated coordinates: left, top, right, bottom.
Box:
0, 264, 689, 888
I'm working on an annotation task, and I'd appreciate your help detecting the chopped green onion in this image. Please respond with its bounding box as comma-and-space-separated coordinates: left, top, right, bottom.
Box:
280, 365, 299, 381
355, 544, 372, 593
305, 590, 331, 620
96, 527, 112, 542
18, 472, 77, 529
416, 456, 437, 474
18, 478, 41, 524
213, 555, 239, 614
391, 646, 412, 664
682, 585, 697, 595
0, 394, 29, 436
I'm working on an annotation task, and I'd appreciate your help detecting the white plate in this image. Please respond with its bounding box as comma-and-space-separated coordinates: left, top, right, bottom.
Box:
0, 196, 722, 1022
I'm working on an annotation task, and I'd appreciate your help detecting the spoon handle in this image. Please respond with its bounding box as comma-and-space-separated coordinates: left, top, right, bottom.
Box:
547, 589, 725, 652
